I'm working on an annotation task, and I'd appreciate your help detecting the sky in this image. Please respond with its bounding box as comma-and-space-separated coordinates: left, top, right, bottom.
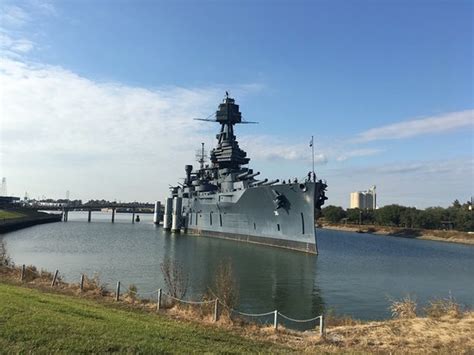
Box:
0, 0, 472, 208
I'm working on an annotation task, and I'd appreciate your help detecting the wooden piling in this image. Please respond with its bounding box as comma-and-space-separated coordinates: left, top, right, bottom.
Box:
80, 274, 84, 292
20, 264, 25, 281
51, 269, 59, 287
213, 299, 219, 322
132, 209, 135, 224
88, 210, 92, 222
156, 288, 162, 311
111, 208, 115, 223
115, 281, 121, 301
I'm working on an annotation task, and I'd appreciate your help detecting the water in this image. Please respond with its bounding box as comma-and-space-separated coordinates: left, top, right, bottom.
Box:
3, 211, 474, 325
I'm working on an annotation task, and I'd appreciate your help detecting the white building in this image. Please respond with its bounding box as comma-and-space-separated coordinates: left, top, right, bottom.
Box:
350, 186, 377, 210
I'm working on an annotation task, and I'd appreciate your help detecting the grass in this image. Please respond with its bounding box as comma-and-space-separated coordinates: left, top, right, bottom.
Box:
0, 209, 26, 220
0, 283, 285, 353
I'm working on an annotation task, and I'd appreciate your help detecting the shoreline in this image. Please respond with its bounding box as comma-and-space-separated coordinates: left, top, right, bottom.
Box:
0, 210, 62, 234
320, 224, 474, 245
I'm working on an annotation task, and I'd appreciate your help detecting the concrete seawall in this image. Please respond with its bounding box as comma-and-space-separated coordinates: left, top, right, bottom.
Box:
0, 214, 62, 234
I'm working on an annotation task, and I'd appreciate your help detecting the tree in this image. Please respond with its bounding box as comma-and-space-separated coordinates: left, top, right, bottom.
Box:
322, 205, 346, 223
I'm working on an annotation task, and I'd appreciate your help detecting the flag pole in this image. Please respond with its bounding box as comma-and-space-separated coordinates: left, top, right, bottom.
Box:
311, 135, 315, 176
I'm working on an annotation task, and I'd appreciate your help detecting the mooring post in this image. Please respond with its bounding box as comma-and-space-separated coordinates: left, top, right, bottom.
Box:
273, 310, 278, 330
88, 210, 92, 222
319, 315, 324, 336
156, 288, 162, 311
80, 274, 84, 292
111, 208, 115, 223
115, 281, 121, 301
20, 264, 25, 281
213, 299, 219, 322
132, 208, 135, 224
51, 269, 59, 287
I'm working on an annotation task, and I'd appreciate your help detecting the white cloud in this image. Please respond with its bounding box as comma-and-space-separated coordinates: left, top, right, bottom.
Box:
240, 135, 327, 164
0, 58, 268, 200
355, 110, 474, 142
336, 148, 382, 162
0, 5, 30, 27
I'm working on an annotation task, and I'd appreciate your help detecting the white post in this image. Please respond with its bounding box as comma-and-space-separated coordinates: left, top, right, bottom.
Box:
157, 288, 162, 311
273, 310, 278, 330
51, 269, 59, 287
115, 281, 121, 301
213, 299, 219, 322
319, 315, 324, 336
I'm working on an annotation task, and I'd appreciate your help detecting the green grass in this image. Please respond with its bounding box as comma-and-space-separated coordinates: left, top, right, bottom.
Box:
0, 283, 285, 353
0, 210, 26, 220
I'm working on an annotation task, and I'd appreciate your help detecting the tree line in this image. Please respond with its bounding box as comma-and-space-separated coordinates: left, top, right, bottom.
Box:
320, 200, 473, 232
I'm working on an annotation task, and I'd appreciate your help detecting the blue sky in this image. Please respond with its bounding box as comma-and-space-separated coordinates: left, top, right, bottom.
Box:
1, 0, 473, 207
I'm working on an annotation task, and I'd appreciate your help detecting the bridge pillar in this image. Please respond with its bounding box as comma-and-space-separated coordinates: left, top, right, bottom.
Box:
111, 208, 115, 223
132, 208, 135, 224
88, 210, 92, 222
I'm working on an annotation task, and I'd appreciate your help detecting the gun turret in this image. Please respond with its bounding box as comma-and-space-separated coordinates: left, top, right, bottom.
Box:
250, 179, 268, 187
262, 179, 279, 186
245, 172, 260, 180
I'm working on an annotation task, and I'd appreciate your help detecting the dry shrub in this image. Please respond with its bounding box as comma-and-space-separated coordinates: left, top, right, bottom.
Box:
389, 295, 417, 319
23, 265, 40, 282
425, 294, 463, 318
126, 284, 138, 302
208, 258, 239, 318
324, 309, 360, 327
0, 241, 12, 267
160, 258, 188, 300
82, 273, 108, 296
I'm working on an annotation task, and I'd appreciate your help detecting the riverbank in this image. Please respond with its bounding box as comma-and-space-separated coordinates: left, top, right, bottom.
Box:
0, 208, 62, 234
321, 223, 474, 245
1, 265, 472, 353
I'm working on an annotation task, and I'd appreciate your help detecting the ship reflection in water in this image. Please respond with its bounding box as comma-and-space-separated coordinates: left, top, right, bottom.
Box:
3, 212, 474, 326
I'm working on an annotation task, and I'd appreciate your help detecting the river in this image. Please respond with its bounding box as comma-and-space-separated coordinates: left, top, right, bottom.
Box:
3, 211, 473, 328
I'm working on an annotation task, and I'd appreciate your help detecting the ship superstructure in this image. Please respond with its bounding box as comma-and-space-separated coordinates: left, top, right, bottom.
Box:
162, 94, 327, 253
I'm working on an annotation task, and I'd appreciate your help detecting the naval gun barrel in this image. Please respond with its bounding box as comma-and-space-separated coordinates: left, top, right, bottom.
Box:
250, 178, 268, 187
244, 172, 260, 180
262, 179, 279, 186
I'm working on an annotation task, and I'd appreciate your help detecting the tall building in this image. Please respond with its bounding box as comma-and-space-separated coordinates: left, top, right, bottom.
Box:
350, 186, 376, 210
0, 177, 6, 196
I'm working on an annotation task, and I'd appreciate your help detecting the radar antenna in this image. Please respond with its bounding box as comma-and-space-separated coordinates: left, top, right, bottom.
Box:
195, 142, 208, 169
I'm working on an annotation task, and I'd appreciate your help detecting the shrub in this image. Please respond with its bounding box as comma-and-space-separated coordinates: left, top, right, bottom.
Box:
160, 258, 189, 300
425, 294, 462, 318
389, 295, 417, 319
209, 258, 239, 314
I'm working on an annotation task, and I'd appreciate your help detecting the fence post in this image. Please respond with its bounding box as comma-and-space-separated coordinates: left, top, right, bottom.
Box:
80, 274, 84, 292
319, 315, 324, 336
273, 310, 278, 330
213, 299, 219, 322
20, 264, 25, 281
51, 269, 59, 287
115, 281, 121, 301
156, 288, 162, 311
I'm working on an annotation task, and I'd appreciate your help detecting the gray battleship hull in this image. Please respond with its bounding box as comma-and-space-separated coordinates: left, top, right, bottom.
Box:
182, 181, 321, 253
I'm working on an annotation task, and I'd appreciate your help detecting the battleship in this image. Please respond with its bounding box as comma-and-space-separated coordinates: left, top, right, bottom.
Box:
162, 94, 327, 253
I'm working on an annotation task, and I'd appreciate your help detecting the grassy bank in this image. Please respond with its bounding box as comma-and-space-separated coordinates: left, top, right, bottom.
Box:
0, 209, 26, 220
1, 263, 473, 353
322, 223, 474, 245
0, 283, 284, 353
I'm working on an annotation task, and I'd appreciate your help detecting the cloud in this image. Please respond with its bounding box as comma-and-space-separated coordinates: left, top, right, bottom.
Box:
336, 148, 382, 162
0, 33, 34, 55
0, 5, 30, 27
239, 135, 328, 164
0, 58, 267, 200
355, 110, 474, 142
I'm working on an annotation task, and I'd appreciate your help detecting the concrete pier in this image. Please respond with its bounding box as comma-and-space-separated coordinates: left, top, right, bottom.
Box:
163, 198, 172, 230
153, 201, 161, 224
171, 197, 182, 232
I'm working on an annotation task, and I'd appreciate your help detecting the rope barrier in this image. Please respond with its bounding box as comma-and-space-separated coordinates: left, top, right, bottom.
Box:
278, 313, 321, 323
233, 310, 275, 317
164, 293, 216, 305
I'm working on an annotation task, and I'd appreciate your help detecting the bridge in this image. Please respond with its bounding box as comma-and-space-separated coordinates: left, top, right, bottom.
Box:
26, 202, 162, 224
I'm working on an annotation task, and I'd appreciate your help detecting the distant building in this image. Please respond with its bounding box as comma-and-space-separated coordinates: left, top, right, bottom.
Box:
350, 186, 377, 210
